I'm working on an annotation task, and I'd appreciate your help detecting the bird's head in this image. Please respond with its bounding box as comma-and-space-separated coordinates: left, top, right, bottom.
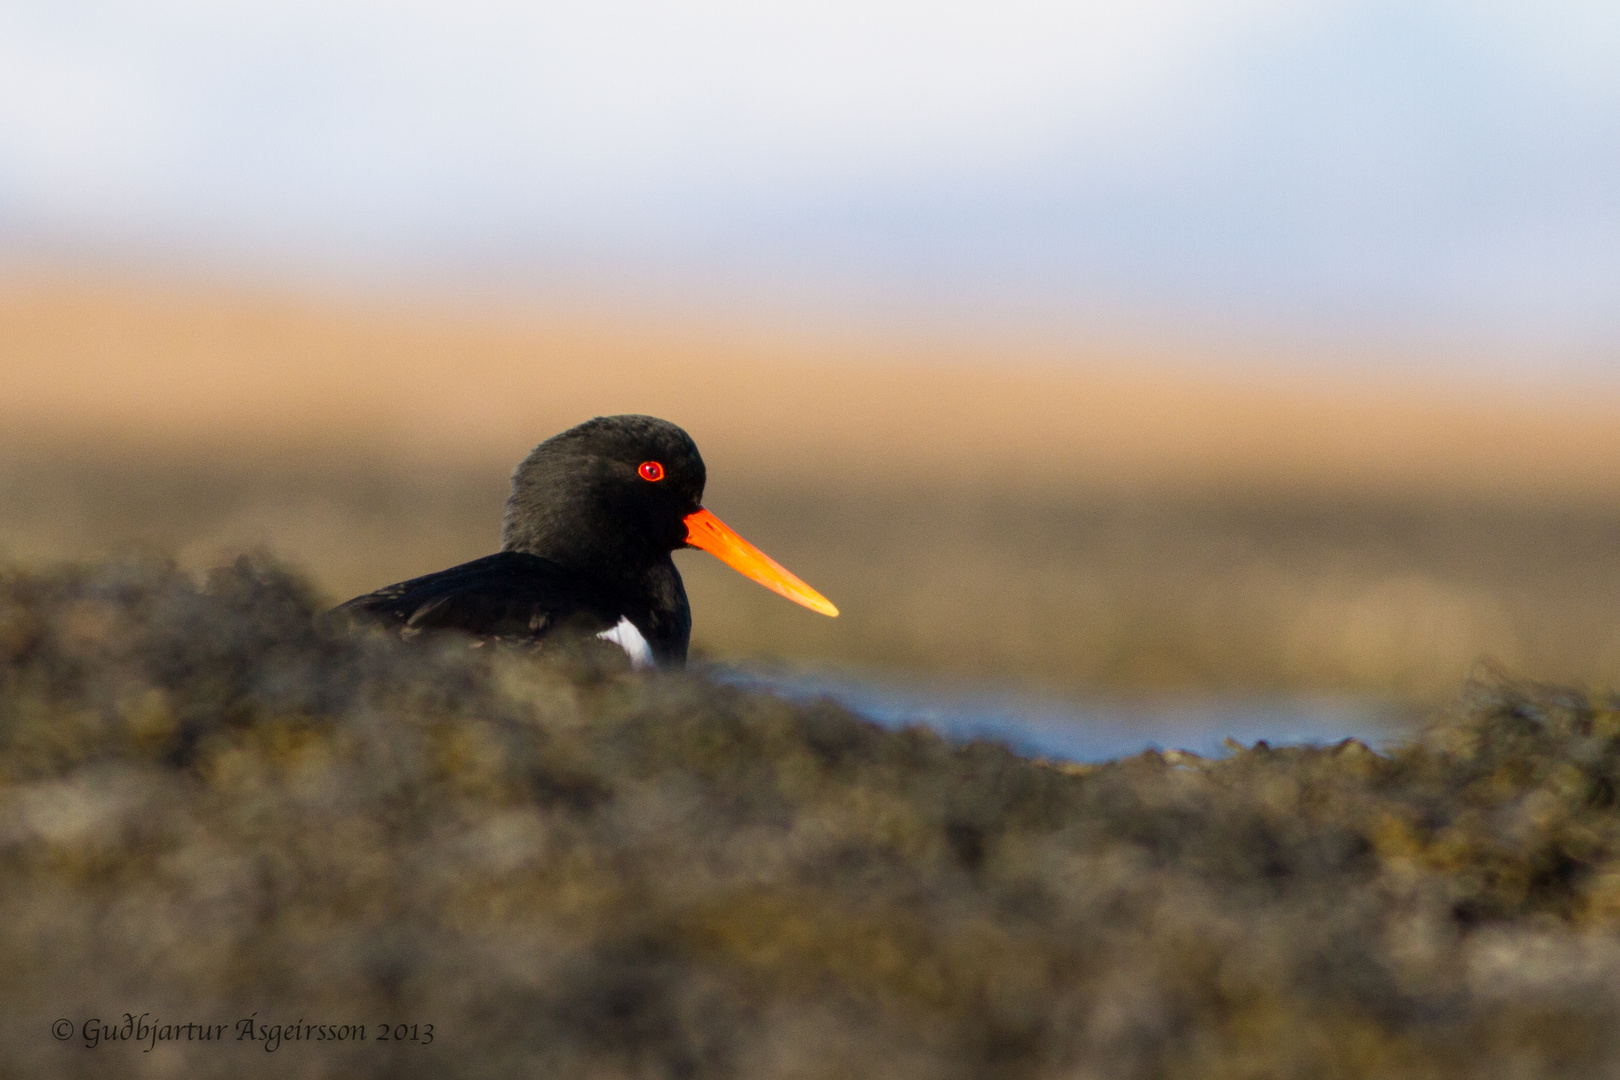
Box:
502, 414, 837, 616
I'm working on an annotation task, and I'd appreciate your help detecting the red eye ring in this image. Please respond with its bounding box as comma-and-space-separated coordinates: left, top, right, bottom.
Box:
638, 461, 665, 482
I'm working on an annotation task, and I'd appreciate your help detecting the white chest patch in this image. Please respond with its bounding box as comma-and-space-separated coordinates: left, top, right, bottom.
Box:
596, 616, 655, 670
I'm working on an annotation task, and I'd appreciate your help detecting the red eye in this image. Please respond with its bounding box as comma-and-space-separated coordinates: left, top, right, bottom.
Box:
638, 461, 665, 482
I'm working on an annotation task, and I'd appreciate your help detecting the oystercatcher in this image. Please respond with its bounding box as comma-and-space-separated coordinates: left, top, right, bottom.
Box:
333, 415, 837, 667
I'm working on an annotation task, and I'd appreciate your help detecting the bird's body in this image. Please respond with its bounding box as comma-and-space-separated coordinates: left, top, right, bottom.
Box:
333, 549, 684, 665
334, 415, 834, 665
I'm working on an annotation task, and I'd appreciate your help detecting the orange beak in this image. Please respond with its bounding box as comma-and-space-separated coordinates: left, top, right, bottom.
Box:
682, 507, 839, 617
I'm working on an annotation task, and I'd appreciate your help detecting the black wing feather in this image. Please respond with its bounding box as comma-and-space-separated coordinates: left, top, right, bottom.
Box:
331, 551, 621, 644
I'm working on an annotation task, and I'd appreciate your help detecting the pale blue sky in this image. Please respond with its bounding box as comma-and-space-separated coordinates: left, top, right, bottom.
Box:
2, 1, 1617, 348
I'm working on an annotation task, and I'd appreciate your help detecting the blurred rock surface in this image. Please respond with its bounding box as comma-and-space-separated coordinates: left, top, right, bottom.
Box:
3, 554, 1620, 1078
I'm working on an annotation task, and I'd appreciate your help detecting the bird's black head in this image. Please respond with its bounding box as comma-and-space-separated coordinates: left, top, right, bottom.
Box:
501, 413, 836, 622
501, 415, 706, 580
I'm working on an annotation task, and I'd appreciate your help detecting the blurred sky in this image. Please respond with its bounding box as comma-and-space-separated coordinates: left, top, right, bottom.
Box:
2, 1, 1618, 350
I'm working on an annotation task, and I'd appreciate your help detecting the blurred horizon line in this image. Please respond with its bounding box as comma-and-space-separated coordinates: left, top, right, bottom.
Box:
4, 252, 1618, 381
6, 267, 1620, 503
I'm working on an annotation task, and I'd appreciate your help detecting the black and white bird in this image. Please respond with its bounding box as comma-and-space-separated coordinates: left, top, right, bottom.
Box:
333, 414, 837, 667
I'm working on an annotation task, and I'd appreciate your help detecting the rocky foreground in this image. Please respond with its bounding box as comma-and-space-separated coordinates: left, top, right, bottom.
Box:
3, 555, 1619, 1078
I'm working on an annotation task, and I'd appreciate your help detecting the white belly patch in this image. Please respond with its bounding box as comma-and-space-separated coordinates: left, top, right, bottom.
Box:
596, 616, 654, 670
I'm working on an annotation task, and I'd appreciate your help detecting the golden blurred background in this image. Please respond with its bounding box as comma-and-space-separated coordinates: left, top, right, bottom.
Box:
6, 272, 1620, 703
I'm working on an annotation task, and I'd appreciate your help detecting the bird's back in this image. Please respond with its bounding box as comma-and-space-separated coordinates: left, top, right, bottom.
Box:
332, 550, 625, 645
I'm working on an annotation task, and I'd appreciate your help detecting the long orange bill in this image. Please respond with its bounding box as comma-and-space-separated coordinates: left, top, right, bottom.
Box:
682, 507, 839, 617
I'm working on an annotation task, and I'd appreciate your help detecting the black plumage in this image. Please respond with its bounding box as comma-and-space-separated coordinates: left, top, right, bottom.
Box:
334, 415, 704, 665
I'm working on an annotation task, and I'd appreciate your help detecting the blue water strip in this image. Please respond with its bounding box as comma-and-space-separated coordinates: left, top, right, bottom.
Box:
709, 663, 1411, 764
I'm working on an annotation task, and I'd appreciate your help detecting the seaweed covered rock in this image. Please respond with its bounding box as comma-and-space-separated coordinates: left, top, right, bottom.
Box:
3, 554, 1620, 1078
